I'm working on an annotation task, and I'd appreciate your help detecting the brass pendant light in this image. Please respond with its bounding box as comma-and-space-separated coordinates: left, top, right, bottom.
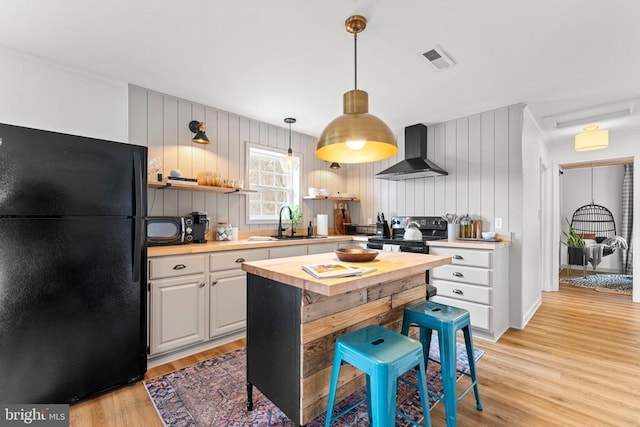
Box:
316, 15, 397, 163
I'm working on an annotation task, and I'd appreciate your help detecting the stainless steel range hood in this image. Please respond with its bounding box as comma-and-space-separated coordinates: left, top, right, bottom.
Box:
375, 123, 447, 180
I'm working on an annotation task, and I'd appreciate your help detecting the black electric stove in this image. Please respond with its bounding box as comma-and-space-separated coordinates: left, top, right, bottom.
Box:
367, 216, 447, 253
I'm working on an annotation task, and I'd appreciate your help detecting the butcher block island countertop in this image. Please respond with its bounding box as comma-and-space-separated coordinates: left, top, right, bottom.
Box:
241, 251, 451, 296
241, 251, 452, 425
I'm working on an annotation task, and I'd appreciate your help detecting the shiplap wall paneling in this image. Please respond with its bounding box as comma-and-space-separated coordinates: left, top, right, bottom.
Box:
444, 121, 458, 214
227, 113, 241, 227
433, 123, 446, 216
481, 110, 496, 230
148, 91, 171, 216
494, 107, 510, 231
131, 85, 347, 233
172, 98, 192, 216
456, 118, 469, 214
424, 125, 436, 216
468, 114, 482, 217
216, 111, 230, 225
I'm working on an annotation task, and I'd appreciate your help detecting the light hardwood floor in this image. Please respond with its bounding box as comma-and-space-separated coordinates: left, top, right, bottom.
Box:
70, 284, 639, 426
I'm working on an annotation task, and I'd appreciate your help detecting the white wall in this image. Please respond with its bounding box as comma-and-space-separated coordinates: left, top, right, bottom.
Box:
550, 131, 640, 302
0, 47, 128, 143
520, 109, 550, 325
560, 166, 625, 272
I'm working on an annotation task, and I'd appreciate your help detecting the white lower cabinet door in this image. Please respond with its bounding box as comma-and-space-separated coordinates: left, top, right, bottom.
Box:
149, 274, 207, 355
209, 269, 247, 338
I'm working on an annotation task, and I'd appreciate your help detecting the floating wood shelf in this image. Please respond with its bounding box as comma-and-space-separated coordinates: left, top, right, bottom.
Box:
148, 181, 256, 194
303, 195, 360, 202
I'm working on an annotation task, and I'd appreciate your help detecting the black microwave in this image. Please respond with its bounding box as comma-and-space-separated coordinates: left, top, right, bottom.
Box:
146, 216, 193, 246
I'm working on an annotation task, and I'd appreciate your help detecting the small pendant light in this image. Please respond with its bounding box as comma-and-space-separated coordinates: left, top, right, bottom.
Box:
329, 162, 341, 169
284, 117, 296, 169
315, 15, 397, 163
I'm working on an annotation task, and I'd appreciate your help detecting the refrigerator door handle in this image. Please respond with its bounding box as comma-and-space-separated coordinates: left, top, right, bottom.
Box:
133, 151, 144, 217
133, 218, 142, 282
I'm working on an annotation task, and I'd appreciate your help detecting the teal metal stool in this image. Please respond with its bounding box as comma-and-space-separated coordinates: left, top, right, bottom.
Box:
401, 300, 482, 427
325, 325, 431, 427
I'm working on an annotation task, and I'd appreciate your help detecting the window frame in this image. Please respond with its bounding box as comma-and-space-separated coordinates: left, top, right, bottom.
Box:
245, 142, 302, 225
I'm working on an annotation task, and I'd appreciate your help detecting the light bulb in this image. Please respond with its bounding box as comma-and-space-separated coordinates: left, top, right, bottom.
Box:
286, 149, 293, 170
346, 140, 366, 150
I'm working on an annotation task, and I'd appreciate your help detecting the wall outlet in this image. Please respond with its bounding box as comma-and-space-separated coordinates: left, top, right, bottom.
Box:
495, 217, 503, 230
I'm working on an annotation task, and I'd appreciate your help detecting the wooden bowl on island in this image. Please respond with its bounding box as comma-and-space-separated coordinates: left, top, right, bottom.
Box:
334, 248, 379, 262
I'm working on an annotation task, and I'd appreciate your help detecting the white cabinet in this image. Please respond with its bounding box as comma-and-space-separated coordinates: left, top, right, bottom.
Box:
306, 241, 340, 255
269, 245, 307, 259
209, 248, 268, 338
429, 245, 509, 341
148, 255, 207, 355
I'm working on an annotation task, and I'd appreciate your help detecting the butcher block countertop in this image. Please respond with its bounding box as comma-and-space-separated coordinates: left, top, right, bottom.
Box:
147, 235, 364, 257
427, 232, 512, 250
241, 251, 451, 297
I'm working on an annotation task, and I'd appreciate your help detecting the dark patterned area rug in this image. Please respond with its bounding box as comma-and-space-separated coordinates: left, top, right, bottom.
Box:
144, 336, 484, 426
561, 274, 633, 295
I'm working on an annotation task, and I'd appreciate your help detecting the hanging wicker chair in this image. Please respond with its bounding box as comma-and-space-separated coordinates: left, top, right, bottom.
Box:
570, 202, 617, 243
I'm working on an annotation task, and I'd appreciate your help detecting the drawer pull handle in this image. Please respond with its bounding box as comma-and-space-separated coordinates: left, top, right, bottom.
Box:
453, 255, 463, 260
173, 264, 187, 270
235, 258, 246, 263
453, 272, 464, 277
198, 282, 205, 288
453, 289, 464, 295
211, 280, 218, 286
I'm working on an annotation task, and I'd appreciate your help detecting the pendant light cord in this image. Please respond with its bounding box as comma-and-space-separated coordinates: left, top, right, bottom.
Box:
590, 167, 594, 204
354, 32, 358, 90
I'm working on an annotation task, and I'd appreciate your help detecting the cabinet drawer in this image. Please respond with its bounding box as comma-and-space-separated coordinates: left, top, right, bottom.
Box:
210, 248, 268, 271
430, 279, 491, 305
431, 295, 492, 331
431, 264, 492, 286
149, 255, 206, 279
429, 247, 492, 268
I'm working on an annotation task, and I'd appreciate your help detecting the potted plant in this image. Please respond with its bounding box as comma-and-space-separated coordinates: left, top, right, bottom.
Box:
562, 218, 587, 265
290, 205, 303, 234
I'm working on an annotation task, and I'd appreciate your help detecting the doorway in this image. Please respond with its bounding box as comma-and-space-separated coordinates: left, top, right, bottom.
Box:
558, 158, 633, 297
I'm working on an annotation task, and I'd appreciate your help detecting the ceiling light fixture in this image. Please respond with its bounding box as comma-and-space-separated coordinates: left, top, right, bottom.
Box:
575, 125, 609, 151
315, 15, 397, 163
329, 162, 341, 170
284, 117, 296, 170
189, 121, 210, 144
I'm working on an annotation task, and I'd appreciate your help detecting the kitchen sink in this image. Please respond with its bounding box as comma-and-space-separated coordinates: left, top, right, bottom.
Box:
270, 235, 328, 240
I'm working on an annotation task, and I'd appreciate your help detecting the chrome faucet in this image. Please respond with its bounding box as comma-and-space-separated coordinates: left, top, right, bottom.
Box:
277, 205, 294, 238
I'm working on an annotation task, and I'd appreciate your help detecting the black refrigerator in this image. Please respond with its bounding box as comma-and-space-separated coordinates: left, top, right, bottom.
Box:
0, 122, 147, 403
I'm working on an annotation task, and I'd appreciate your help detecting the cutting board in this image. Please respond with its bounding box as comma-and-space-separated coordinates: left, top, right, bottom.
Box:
333, 203, 351, 235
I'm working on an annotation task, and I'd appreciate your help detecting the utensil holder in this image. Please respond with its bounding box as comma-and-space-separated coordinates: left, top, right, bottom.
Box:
448, 223, 457, 241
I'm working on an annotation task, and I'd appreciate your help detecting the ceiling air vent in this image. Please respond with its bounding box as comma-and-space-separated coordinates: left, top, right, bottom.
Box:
422, 45, 455, 70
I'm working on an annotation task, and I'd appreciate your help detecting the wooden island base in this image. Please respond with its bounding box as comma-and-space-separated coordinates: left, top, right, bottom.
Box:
244, 254, 447, 425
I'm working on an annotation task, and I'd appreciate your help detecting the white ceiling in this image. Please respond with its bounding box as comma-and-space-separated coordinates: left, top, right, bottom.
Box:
2, 0, 640, 146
